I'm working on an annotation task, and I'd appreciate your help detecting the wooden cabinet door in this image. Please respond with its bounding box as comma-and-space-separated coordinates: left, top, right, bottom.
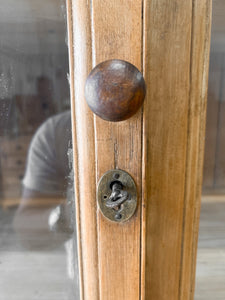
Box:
66, 0, 212, 299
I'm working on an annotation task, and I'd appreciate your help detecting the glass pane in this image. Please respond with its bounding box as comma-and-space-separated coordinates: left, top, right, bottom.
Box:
196, 1, 225, 299
0, 1, 80, 299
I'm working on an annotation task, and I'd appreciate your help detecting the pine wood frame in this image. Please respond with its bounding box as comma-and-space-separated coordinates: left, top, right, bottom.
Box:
66, 0, 212, 299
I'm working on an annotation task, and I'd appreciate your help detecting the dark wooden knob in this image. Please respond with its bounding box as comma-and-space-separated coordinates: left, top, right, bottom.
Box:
85, 59, 146, 122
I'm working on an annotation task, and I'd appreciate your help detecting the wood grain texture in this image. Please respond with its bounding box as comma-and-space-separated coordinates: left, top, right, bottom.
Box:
68, 0, 143, 299
91, 1, 143, 299
179, 1, 212, 299
143, 0, 211, 299
67, 1, 99, 299
68, 0, 211, 299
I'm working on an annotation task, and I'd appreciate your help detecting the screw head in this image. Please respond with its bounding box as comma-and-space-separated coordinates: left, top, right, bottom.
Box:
115, 213, 122, 220
113, 173, 120, 179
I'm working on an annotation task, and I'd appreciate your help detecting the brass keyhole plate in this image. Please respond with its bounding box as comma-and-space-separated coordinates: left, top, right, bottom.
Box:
97, 169, 137, 223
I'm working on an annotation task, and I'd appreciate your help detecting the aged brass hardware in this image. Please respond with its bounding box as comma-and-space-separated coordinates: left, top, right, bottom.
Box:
97, 169, 137, 222
85, 59, 146, 122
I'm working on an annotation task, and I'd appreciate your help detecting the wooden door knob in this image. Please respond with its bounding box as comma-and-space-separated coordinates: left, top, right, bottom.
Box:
85, 59, 146, 121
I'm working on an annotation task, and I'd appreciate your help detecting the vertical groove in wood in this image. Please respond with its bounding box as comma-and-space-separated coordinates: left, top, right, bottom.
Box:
68, 0, 143, 299
180, 1, 212, 299
68, 0, 211, 298
91, 1, 143, 299
143, 0, 211, 299
67, 1, 99, 299
143, 0, 192, 297
141, 1, 147, 298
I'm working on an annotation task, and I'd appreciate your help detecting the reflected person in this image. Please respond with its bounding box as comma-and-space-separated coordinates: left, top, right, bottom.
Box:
14, 110, 73, 249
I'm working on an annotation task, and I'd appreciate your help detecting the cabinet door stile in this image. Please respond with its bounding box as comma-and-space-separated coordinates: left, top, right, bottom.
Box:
92, 1, 143, 299
67, 1, 99, 299
143, 0, 212, 299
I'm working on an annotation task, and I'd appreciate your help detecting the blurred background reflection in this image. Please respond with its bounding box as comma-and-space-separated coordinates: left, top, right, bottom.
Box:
0, 0, 79, 299
196, 0, 225, 299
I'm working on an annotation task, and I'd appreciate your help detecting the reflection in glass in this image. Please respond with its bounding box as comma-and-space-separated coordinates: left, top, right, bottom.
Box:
0, 1, 79, 299
196, 1, 225, 299
203, 0, 225, 193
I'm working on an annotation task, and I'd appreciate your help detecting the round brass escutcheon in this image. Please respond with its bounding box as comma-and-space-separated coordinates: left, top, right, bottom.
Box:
85, 59, 146, 122
97, 169, 137, 223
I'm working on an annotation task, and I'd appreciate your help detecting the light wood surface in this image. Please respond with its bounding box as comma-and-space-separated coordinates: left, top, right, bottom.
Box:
92, 1, 142, 299
143, 0, 211, 299
68, 0, 143, 299
67, 0, 212, 299
67, 1, 99, 299
179, 2, 212, 299
143, 0, 191, 297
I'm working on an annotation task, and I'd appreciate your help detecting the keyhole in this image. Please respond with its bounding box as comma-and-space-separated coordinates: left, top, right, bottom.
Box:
97, 169, 137, 222
109, 180, 123, 190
